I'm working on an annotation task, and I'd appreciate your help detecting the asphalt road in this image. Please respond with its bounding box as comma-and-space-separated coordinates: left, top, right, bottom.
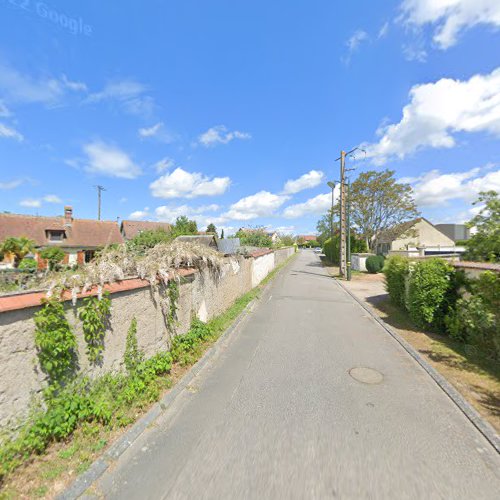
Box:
93, 250, 500, 499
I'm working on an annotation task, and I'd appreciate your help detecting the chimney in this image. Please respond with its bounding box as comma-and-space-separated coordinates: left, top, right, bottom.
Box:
64, 206, 73, 225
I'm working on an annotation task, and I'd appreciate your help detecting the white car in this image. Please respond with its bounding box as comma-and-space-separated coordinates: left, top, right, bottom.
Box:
314, 247, 322, 254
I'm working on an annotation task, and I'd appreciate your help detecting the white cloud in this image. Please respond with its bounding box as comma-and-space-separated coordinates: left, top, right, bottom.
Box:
283, 170, 324, 194
43, 194, 62, 203
20, 198, 41, 208
155, 203, 223, 227
198, 125, 251, 147
0, 123, 23, 141
407, 166, 500, 207
0, 62, 85, 106
0, 178, 24, 190
82, 141, 142, 179
283, 192, 335, 218
152, 157, 175, 173
224, 191, 289, 221
0, 101, 11, 117
139, 122, 163, 138
400, 0, 500, 49
87, 80, 154, 116
378, 22, 389, 38
342, 30, 369, 64
150, 167, 231, 199
129, 208, 150, 220
364, 68, 500, 165
138, 122, 174, 142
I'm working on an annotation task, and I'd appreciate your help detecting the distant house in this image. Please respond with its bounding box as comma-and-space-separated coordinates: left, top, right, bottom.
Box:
0, 206, 123, 268
120, 220, 172, 240
434, 224, 470, 242
297, 235, 317, 246
375, 218, 464, 257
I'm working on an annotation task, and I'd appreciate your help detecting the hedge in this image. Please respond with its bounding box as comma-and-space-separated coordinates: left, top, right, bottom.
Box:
384, 256, 499, 359
366, 255, 385, 274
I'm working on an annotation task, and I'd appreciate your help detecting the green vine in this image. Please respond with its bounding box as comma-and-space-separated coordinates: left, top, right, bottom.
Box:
124, 317, 144, 373
166, 280, 179, 331
78, 292, 111, 365
34, 298, 77, 386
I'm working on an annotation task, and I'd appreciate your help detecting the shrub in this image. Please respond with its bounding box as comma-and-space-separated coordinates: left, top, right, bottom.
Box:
366, 255, 384, 274
322, 235, 368, 265
445, 271, 499, 359
383, 256, 409, 308
407, 259, 454, 329
18, 258, 37, 271
40, 247, 65, 271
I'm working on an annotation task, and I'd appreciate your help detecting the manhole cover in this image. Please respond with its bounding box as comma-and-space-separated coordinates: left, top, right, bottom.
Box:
349, 367, 383, 385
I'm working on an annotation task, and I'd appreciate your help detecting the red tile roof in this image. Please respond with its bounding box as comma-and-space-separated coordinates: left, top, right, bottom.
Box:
299, 235, 317, 241
120, 220, 172, 240
0, 211, 123, 248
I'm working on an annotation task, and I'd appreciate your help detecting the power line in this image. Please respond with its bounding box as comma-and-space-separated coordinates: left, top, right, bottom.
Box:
94, 185, 106, 220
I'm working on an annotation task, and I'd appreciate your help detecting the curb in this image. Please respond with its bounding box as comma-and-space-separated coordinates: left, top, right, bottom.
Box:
59, 255, 295, 499
334, 278, 500, 455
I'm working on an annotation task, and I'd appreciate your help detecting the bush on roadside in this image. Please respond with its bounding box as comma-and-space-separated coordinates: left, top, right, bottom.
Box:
445, 271, 500, 359
18, 258, 37, 271
383, 256, 409, 308
407, 259, 455, 330
366, 255, 384, 274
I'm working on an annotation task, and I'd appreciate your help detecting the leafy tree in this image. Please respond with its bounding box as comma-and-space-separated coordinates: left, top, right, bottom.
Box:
316, 209, 336, 245
0, 237, 36, 267
40, 247, 66, 270
127, 228, 172, 254
236, 228, 272, 247
173, 216, 198, 236
464, 191, 500, 262
348, 170, 419, 250
277, 234, 295, 247
322, 234, 367, 264
206, 223, 217, 235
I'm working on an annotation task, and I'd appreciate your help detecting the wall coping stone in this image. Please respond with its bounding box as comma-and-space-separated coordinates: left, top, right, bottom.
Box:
453, 261, 500, 272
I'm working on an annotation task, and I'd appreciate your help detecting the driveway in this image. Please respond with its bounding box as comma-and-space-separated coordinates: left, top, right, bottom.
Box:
91, 250, 500, 499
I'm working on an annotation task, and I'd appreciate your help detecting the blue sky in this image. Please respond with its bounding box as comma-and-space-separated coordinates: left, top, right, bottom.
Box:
0, 0, 499, 235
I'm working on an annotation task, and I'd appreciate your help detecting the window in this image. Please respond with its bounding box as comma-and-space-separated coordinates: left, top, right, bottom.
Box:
47, 230, 65, 242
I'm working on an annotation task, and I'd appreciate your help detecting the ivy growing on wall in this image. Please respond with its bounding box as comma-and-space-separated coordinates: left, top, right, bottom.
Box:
78, 291, 111, 365
165, 280, 179, 331
124, 317, 144, 373
34, 299, 78, 386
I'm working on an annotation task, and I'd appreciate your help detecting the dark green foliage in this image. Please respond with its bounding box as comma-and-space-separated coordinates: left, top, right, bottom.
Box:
445, 271, 500, 359
170, 319, 214, 366
464, 191, 499, 263
18, 258, 37, 271
383, 256, 410, 308
78, 292, 111, 365
173, 215, 198, 236
236, 228, 272, 247
166, 280, 179, 331
34, 299, 78, 385
366, 255, 385, 274
322, 235, 368, 264
206, 223, 217, 235
126, 228, 172, 254
40, 247, 66, 270
407, 259, 454, 329
124, 317, 144, 373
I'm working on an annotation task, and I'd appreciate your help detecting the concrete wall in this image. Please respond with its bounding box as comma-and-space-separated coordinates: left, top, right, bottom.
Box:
351, 253, 374, 272
0, 250, 295, 431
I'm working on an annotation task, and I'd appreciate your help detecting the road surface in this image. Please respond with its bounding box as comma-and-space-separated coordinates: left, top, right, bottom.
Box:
92, 250, 500, 499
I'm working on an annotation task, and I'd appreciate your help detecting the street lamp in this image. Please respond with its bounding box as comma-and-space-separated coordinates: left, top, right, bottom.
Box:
327, 181, 335, 241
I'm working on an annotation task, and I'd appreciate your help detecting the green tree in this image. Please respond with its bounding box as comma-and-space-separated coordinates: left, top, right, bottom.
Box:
206, 223, 217, 235
236, 228, 272, 247
0, 237, 36, 267
465, 191, 500, 262
173, 216, 198, 236
348, 170, 419, 250
316, 209, 335, 245
127, 228, 172, 254
220, 229, 225, 239
40, 247, 66, 270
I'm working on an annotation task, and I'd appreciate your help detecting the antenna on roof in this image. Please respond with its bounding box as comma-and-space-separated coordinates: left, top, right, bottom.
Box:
94, 185, 106, 220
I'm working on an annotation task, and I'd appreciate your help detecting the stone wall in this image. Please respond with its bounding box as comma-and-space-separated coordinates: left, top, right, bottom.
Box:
0, 249, 295, 431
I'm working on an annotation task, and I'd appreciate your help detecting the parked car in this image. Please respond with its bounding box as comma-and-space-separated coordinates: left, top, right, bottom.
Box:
314, 247, 322, 254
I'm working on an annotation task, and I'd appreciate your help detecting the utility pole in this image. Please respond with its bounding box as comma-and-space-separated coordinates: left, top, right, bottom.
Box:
346, 179, 351, 281
95, 185, 106, 220
339, 151, 347, 278
327, 181, 336, 241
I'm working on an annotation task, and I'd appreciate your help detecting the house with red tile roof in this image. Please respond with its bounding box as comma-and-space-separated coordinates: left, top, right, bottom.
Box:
120, 220, 172, 240
0, 206, 123, 269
